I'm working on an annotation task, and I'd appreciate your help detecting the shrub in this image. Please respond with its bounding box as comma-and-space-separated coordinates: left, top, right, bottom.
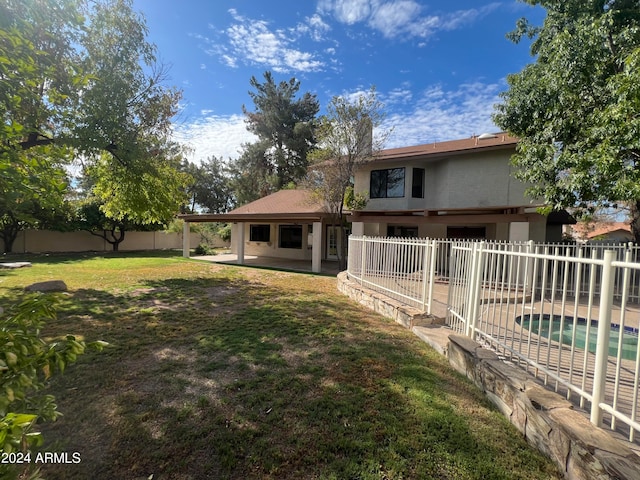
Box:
0, 295, 106, 480
194, 243, 214, 255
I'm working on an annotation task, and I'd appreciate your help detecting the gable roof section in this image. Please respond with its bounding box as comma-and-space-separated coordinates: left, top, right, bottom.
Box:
180, 189, 330, 223
230, 189, 327, 215
376, 132, 518, 162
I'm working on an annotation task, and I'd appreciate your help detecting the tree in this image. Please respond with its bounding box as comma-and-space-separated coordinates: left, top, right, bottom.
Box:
182, 156, 234, 214
493, 0, 640, 241
231, 71, 319, 203
0, 147, 69, 253
72, 200, 161, 252
1, 0, 185, 250
228, 140, 275, 205
306, 87, 390, 270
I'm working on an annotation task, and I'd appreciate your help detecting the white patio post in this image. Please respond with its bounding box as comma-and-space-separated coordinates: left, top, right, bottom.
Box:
236, 222, 245, 265
509, 221, 530, 242
182, 221, 190, 258
351, 221, 364, 236
312, 221, 322, 273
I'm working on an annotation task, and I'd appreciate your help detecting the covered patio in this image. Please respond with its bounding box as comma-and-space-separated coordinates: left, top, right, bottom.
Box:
179, 190, 337, 274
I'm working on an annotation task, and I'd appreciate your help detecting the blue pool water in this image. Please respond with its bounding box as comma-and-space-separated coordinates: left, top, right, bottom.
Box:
515, 314, 639, 361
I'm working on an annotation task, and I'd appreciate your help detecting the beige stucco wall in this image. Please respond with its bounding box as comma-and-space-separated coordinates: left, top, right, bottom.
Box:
4, 230, 225, 254
230, 222, 314, 260
355, 148, 533, 212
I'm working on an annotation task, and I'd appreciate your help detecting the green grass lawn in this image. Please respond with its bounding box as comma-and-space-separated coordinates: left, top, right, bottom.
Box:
0, 251, 562, 479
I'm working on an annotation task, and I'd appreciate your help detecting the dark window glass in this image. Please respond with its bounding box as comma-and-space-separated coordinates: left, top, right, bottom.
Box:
447, 227, 486, 239
250, 224, 270, 242
370, 170, 386, 198
387, 225, 419, 237
370, 168, 405, 198
412, 168, 425, 198
279, 225, 303, 249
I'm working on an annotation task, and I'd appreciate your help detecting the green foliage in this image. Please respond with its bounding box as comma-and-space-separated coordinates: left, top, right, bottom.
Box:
90, 151, 189, 226
230, 71, 319, 203
228, 140, 277, 205
0, 147, 71, 253
0, 295, 106, 479
215, 223, 232, 243
181, 156, 233, 213
344, 186, 368, 210
0, 0, 186, 251
493, 0, 640, 239
194, 243, 214, 255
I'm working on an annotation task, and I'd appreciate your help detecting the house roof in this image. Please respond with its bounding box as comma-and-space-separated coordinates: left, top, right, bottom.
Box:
180, 189, 331, 223
229, 189, 327, 215
376, 132, 518, 162
570, 221, 631, 240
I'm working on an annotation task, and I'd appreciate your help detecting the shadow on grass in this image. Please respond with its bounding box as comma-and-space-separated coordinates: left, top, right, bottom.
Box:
26, 273, 561, 480
1, 249, 185, 266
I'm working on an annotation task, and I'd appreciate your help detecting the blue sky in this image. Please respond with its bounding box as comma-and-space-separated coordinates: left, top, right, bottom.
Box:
132, 0, 544, 162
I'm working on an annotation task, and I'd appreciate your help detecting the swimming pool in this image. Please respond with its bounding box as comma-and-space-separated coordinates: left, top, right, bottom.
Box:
515, 314, 639, 361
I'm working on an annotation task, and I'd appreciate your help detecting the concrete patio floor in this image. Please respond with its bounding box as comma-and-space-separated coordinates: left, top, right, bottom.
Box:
192, 253, 342, 276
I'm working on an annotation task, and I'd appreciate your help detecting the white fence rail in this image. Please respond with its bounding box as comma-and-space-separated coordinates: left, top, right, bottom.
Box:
347, 235, 640, 443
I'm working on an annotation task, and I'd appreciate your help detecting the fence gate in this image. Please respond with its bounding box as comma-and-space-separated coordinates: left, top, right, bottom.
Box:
446, 242, 484, 337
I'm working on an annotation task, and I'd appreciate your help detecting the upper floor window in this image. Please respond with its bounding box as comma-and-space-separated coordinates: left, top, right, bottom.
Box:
370, 168, 405, 198
412, 168, 425, 198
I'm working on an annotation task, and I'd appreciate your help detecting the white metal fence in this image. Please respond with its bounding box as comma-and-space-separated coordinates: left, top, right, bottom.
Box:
347, 235, 640, 443
347, 236, 438, 313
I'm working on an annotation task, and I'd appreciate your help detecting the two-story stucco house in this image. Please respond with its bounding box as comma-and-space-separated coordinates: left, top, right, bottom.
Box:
180, 132, 573, 272
349, 132, 571, 243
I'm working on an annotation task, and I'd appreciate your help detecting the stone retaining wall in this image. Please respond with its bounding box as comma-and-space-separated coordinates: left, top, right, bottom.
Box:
336, 272, 437, 329
448, 335, 640, 479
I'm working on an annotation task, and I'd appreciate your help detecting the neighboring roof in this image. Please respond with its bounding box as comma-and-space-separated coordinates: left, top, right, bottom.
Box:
570, 221, 631, 240
376, 132, 518, 162
179, 189, 330, 223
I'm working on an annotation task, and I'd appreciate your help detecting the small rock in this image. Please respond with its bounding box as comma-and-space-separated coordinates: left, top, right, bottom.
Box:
25, 280, 68, 292
0, 262, 32, 269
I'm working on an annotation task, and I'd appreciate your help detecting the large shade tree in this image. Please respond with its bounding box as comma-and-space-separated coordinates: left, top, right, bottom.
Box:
493, 0, 640, 240
230, 71, 319, 203
0, 0, 186, 252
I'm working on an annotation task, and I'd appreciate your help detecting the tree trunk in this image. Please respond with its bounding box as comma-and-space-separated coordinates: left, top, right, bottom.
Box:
88, 227, 126, 251
629, 200, 640, 244
0, 217, 19, 254
106, 228, 126, 251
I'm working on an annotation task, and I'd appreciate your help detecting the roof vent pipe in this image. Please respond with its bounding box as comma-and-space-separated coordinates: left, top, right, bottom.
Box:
478, 133, 498, 140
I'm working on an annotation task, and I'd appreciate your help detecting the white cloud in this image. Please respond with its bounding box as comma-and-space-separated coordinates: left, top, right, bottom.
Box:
368, 1, 422, 37
174, 114, 257, 162
382, 81, 503, 148
216, 9, 325, 73
334, 0, 372, 24
318, 0, 500, 40
295, 14, 331, 41
383, 87, 413, 105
